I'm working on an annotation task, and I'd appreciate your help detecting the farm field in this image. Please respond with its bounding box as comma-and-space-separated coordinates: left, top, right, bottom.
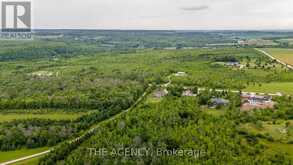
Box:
0, 147, 49, 163
263, 48, 293, 66
0, 111, 87, 123
245, 82, 293, 95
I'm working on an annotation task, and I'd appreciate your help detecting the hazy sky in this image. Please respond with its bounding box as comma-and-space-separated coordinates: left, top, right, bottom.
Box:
32, 0, 293, 30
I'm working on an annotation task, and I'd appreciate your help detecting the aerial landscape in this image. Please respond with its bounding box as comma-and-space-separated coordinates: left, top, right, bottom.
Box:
1, 0, 293, 165
0, 30, 292, 165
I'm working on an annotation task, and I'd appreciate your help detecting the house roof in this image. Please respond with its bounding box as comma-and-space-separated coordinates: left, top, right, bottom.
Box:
225, 62, 240, 65
211, 98, 230, 105
241, 94, 272, 100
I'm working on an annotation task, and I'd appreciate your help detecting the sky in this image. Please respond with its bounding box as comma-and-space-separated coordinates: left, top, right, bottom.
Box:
32, 0, 293, 30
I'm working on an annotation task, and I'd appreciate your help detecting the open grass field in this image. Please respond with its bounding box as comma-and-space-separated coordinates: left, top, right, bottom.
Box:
0, 147, 49, 163
204, 109, 225, 117
0, 111, 87, 123
241, 121, 290, 141
245, 82, 293, 95
263, 48, 293, 66
13, 156, 42, 165
262, 141, 293, 159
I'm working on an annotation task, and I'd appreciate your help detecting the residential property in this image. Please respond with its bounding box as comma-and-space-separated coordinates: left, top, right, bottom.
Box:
182, 89, 197, 97
241, 93, 275, 111
209, 98, 230, 108
153, 89, 168, 98
224, 62, 245, 69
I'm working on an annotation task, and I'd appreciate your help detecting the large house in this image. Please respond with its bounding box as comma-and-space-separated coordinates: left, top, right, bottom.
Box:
241, 93, 275, 111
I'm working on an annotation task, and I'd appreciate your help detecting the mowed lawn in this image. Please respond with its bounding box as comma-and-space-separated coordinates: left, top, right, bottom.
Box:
245, 82, 293, 95
0, 147, 49, 163
0, 112, 86, 123
263, 48, 293, 65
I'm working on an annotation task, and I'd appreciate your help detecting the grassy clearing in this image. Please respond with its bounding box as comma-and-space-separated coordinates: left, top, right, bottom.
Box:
263, 48, 293, 65
262, 141, 293, 159
0, 111, 87, 123
245, 82, 293, 95
204, 109, 225, 117
145, 97, 163, 104
13, 156, 43, 165
241, 120, 293, 142
242, 122, 287, 141
0, 147, 49, 163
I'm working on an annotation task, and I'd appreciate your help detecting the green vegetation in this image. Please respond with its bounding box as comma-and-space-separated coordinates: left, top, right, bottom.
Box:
240, 120, 293, 159
263, 142, 293, 159
245, 82, 293, 95
241, 120, 292, 142
276, 39, 293, 46
0, 147, 49, 163
0, 111, 87, 123
13, 156, 42, 165
1, 30, 293, 164
43, 97, 291, 164
204, 109, 225, 117
34, 46, 292, 164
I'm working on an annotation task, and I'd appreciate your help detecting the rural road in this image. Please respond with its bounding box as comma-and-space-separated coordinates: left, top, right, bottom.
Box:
0, 85, 152, 165
255, 48, 293, 70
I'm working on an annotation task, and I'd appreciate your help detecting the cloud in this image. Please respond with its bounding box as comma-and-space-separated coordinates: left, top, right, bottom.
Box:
180, 5, 209, 12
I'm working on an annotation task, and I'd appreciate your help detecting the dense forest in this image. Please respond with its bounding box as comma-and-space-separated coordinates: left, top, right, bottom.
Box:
40, 96, 292, 165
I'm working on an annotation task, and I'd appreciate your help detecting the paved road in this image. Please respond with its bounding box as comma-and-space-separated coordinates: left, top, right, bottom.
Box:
255, 48, 293, 70
0, 85, 152, 165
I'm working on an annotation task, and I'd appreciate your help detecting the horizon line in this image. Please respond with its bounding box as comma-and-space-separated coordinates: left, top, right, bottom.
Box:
30, 28, 293, 32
